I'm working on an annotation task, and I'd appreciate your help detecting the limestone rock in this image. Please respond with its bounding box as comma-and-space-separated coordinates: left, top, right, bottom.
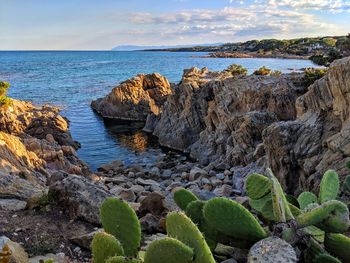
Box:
263, 57, 350, 193
248, 236, 297, 263
48, 175, 112, 224
91, 73, 172, 121
0, 236, 29, 263
147, 67, 305, 168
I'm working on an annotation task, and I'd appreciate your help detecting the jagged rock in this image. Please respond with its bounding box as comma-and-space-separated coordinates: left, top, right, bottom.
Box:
146, 67, 305, 169
0, 236, 29, 263
49, 175, 112, 224
91, 73, 172, 121
263, 57, 350, 194
248, 236, 297, 263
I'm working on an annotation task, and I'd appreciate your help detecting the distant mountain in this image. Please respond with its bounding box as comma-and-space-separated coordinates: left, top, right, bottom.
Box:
111, 43, 223, 51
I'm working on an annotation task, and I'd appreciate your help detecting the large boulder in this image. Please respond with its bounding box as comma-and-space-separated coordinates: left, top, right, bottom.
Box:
263, 57, 350, 194
91, 73, 172, 121
49, 174, 112, 224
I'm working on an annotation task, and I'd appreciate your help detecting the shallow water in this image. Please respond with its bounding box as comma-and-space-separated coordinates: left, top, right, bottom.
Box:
0, 51, 318, 170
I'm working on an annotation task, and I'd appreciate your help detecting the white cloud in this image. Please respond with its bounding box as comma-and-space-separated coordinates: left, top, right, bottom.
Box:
114, 6, 340, 44
267, 0, 350, 12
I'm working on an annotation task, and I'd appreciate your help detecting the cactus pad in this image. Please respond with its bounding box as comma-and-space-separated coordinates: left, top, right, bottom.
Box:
296, 200, 350, 233
298, 191, 318, 210
100, 198, 141, 257
325, 233, 350, 262
185, 200, 218, 250
314, 254, 341, 263
203, 197, 267, 242
106, 257, 142, 263
144, 238, 194, 263
343, 175, 350, 194
173, 188, 199, 210
166, 212, 215, 263
267, 168, 294, 222
319, 170, 340, 203
246, 173, 271, 199
91, 232, 124, 263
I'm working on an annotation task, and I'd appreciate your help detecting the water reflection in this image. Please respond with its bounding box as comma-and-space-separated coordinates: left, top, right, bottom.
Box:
102, 118, 160, 153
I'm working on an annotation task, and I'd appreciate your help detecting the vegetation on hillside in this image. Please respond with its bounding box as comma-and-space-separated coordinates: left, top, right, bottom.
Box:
0, 81, 12, 108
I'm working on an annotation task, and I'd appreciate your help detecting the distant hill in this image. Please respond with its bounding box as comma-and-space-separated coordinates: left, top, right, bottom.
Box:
111, 43, 223, 51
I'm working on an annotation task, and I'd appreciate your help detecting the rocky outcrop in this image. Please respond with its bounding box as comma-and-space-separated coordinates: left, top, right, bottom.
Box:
146, 67, 306, 168
263, 57, 350, 194
91, 73, 172, 121
0, 99, 90, 204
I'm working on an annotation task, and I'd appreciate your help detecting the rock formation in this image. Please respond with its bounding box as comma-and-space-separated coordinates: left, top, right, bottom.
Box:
264, 57, 350, 194
146, 58, 350, 194
146, 67, 306, 169
91, 73, 171, 121
0, 99, 90, 204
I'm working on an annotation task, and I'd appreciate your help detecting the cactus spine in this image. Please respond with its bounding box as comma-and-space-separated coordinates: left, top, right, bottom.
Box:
100, 198, 141, 257
144, 238, 194, 263
319, 170, 340, 204
203, 197, 267, 242
91, 232, 124, 263
173, 188, 199, 210
324, 233, 350, 262
166, 212, 216, 263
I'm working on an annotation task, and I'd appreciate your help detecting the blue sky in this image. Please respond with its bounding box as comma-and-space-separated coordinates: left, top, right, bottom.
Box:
0, 0, 349, 50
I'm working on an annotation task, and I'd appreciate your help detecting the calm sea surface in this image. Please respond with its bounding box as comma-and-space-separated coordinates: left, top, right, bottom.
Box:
0, 51, 318, 170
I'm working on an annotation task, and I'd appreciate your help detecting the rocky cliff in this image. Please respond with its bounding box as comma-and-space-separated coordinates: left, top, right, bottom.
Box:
93, 57, 350, 194
91, 73, 171, 121
0, 99, 90, 205
264, 57, 350, 193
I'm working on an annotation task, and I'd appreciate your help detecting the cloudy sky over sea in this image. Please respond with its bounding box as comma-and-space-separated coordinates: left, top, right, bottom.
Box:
1, 0, 349, 50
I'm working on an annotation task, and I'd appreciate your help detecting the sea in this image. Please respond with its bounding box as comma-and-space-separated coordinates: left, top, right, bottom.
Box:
0, 51, 318, 170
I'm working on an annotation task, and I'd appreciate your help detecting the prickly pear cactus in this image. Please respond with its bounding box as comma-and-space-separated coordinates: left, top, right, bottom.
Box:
203, 197, 267, 242
173, 188, 199, 210
144, 238, 194, 263
100, 198, 141, 257
343, 175, 350, 194
246, 173, 271, 199
298, 191, 318, 210
185, 200, 218, 250
106, 256, 142, 263
267, 169, 294, 222
319, 170, 340, 204
296, 200, 350, 233
166, 212, 215, 263
91, 232, 124, 263
314, 254, 342, 263
324, 233, 350, 262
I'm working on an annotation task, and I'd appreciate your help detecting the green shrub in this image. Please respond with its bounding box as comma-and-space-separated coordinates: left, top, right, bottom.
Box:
226, 64, 248, 76
253, 66, 272, 76
303, 68, 328, 87
0, 81, 10, 96
0, 96, 13, 108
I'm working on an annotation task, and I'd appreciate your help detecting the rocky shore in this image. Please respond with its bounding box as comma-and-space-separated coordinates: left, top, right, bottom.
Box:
1, 56, 350, 262
195, 51, 308, 60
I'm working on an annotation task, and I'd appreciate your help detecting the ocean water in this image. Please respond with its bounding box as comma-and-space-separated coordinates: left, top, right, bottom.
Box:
0, 51, 318, 170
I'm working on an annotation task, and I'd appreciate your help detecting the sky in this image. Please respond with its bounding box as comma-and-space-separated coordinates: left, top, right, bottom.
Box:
0, 0, 349, 50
